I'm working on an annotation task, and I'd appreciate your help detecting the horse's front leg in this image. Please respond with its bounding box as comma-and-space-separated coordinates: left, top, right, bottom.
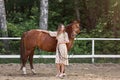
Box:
29, 50, 36, 74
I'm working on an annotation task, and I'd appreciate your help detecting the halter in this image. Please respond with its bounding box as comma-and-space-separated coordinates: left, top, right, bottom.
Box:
65, 23, 78, 38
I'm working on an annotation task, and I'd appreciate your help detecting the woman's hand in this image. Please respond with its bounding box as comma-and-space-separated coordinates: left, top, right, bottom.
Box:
66, 41, 69, 43
59, 41, 69, 44
41, 30, 49, 33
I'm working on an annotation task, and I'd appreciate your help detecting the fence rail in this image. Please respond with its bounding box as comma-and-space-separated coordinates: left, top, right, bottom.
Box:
0, 37, 120, 63
0, 55, 120, 58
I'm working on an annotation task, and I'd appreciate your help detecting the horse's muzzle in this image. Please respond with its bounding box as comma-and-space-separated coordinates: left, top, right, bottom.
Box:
78, 32, 81, 35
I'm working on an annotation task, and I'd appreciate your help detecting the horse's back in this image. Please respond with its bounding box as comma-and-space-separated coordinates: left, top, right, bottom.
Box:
22, 29, 57, 52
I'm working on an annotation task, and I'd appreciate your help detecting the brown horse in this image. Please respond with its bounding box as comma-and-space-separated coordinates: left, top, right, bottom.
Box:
20, 20, 80, 74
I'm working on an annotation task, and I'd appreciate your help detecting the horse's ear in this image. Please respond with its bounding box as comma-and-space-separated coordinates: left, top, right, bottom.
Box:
72, 20, 80, 23
76, 19, 80, 23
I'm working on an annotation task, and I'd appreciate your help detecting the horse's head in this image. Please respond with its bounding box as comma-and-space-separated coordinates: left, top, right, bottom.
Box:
70, 20, 80, 38
65, 20, 81, 39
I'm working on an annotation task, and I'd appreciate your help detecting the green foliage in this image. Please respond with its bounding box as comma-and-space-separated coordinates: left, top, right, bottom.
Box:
7, 17, 38, 37
0, 0, 120, 63
69, 40, 91, 55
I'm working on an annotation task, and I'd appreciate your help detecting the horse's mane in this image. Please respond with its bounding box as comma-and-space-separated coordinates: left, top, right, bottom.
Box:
65, 23, 73, 39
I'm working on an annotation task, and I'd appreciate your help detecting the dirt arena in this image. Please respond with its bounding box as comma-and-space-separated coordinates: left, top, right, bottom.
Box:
0, 63, 120, 80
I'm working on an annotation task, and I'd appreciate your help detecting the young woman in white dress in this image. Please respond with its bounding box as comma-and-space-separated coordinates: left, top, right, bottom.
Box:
41, 24, 69, 78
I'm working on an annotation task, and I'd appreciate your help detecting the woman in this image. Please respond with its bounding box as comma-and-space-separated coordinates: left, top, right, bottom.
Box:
41, 24, 69, 78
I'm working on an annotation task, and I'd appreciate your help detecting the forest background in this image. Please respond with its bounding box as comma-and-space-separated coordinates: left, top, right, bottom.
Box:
0, 0, 120, 63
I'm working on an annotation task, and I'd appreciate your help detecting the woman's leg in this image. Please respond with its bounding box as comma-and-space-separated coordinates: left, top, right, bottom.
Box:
59, 63, 65, 78
63, 70, 65, 73
59, 64, 64, 73
56, 63, 61, 75
61, 63, 65, 74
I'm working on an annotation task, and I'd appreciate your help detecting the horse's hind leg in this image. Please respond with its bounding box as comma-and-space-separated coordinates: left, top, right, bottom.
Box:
21, 50, 30, 74
29, 50, 36, 74
21, 57, 27, 74
21, 55, 29, 75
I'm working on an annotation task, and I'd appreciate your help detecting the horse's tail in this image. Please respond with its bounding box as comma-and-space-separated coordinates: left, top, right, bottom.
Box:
20, 32, 26, 70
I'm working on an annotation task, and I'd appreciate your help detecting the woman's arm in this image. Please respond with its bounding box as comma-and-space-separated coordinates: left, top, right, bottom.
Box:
49, 31, 57, 37
65, 33, 69, 43
41, 30, 57, 37
58, 33, 69, 44
41, 30, 49, 33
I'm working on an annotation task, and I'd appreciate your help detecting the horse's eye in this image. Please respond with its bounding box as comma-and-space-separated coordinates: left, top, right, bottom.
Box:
76, 24, 79, 27
76, 25, 79, 28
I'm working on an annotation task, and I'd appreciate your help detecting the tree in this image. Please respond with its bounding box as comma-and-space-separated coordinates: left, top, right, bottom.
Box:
0, 0, 9, 53
39, 0, 48, 30
112, 0, 120, 38
74, 0, 80, 21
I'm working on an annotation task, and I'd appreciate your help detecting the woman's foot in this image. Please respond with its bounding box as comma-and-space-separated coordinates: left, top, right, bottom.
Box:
63, 73, 66, 77
56, 73, 60, 77
59, 73, 64, 79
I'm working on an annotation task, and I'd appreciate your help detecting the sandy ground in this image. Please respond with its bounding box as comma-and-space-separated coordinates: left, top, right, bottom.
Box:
0, 63, 120, 80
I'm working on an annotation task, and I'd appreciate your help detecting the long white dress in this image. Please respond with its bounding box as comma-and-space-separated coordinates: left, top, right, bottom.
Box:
49, 31, 69, 65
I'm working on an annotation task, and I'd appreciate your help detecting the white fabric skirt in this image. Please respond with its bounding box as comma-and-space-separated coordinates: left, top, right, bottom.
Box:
55, 44, 69, 65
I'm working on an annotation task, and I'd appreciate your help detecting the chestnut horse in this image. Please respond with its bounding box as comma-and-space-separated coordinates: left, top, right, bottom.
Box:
20, 20, 80, 74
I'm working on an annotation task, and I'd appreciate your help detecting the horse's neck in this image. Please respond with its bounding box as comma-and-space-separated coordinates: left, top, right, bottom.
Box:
67, 38, 74, 51
65, 25, 75, 50
65, 25, 72, 39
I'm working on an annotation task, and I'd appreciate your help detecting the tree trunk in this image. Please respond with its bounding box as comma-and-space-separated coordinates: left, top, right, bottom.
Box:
74, 0, 80, 21
39, 0, 48, 30
112, 0, 120, 38
82, 0, 92, 32
82, 0, 98, 32
111, 0, 120, 62
0, 0, 9, 54
103, 0, 109, 15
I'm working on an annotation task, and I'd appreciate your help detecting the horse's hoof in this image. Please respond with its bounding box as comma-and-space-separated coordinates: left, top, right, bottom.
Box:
23, 72, 27, 75
32, 72, 36, 75
21, 72, 27, 75
22, 67, 27, 75
31, 69, 36, 75
20, 69, 27, 75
